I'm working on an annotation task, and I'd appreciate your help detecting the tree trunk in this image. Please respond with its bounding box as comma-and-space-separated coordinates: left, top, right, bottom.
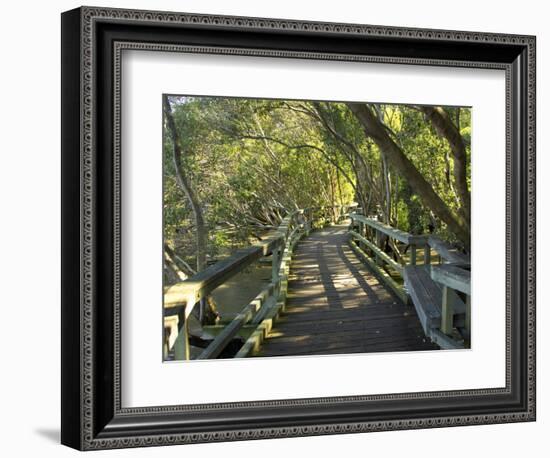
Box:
354, 157, 371, 215
347, 103, 470, 246
164, 261, 181, 285
381, 154, 391, 224
163, 96, 218, 325
164, 243, 196, 278
336, 167, 344, 206
312, 102, 383, 207
164, 249, 188, 282
420, 106, 471, 226
163, 95, 208, 271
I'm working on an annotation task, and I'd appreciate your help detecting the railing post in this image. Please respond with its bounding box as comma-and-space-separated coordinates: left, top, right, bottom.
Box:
163, 327, 169, 360
198, 298, 206, 323
374, 229, 382, 266
424, 243, 431, 265
174, 317, 191, 361
441, 286, 453, 335
272, 247, 280, 284
410, 243, 417, 265
465, 295, 471, 332
183, 293, 197, 360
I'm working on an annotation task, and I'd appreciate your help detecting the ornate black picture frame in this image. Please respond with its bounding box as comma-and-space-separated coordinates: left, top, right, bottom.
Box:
61, 6, 536, 450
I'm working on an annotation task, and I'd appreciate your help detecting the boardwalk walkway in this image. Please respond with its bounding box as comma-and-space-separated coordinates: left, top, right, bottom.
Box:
255, 224, 438, 357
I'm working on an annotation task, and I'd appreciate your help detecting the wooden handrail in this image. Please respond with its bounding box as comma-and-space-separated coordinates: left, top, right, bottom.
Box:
164, 211, 300, 310
430, 264, 471, 340
164, 245, 270, 309
197, 282, 277, 359
347, 212, 471, 349
349, 214, 428, 245
166, 205, 350, 360
428, 236, 470, 265
431, 264, 471, 296
349, 230, 403, 275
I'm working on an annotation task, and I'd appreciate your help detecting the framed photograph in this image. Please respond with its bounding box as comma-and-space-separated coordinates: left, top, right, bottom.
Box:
61, 6, 536, 450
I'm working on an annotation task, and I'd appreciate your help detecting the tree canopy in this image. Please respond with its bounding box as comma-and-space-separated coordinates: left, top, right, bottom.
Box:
163, 95, 471, 285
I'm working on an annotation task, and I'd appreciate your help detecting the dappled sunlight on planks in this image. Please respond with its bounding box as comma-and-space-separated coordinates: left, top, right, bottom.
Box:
255, 224, 438, 357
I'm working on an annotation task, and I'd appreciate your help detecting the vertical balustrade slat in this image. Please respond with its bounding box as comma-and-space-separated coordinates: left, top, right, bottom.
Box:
272, 248, 279, 283
440, 285, 454, 336
410, 243, 417, 265
374, 229, 382, 266
424, 243, 431, 265
465, 295, 471, 332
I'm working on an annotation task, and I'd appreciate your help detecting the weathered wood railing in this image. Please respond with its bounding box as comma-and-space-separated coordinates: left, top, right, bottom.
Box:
164, 205, 350, 360
348, 213, 471, 349
348, 213, 430, 302
430, 261, 471, 342
426, 235, 470, 347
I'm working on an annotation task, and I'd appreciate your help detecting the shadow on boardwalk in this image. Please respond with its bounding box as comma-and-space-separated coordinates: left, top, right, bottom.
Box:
256, 224, 438, 357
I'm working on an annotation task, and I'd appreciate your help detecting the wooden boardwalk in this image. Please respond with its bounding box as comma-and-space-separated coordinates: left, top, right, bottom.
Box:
255, 225, 438, 357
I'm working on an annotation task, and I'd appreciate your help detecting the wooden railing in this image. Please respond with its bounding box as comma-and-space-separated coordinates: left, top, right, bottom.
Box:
164, 205, 351, 360
431, 263, 471, 342
348, 213, 471, 348
348, 213, 429, 302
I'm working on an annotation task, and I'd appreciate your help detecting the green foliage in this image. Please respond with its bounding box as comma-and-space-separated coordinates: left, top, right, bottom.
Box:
163, 96, 471, 282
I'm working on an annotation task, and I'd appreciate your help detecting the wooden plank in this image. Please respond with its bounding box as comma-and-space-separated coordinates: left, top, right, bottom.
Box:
169, 209, 360, 359
202, 324, 256, 339
270, 316, 424, 335
266, 324, 428, 344
281, 307, 412, 322
271, 248, 279, 283
431, 264, 471, 295
465, 295, 471, 332
163, 315, 179, 357
250, 295, 278, 326
286, 285, 390, 295
233, 220, 310, 359
164, 210, 306, 310
234, 297, 281, 358
278, 314, 423, 331
232, 219, 304, 358
172, 328, 204, 360
260, 336, 437, 357
404, 265, 467, 335
278, 307, 417, 324
410, 243, 417, 265
350, 214, 427, 244
164, 245, 266, 309
404, 265, 443, 332
234, 326, 266, 358
197, 282, 276, 359
429, 328, 465, 350
273, 318, 425, 336
428, 236, 470, 265
282, 298, 392, 311
441, 286, 454, 335
197, 304, 255, 359
349, 231, 403, 274
424, 244, 431, 265
348, 237, 407, 303
260, 338, 433, 355
258, 225, 437, 357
